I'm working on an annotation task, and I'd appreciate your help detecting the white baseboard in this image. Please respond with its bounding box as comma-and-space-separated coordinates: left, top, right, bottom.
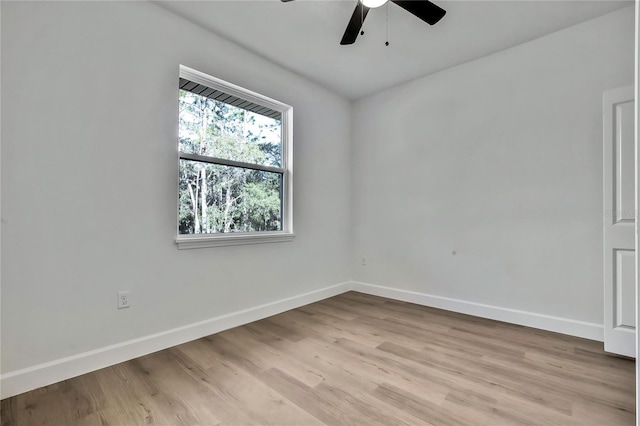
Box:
2, 280, 605, 399
0, 282, 352, 399
350, 281, 604, 342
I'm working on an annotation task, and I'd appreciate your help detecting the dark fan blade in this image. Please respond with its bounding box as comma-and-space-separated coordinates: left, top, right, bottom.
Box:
340, 2, 370, 45
391, 0, 445, 25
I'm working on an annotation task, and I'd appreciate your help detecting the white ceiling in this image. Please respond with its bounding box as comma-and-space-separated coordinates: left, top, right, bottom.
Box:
156, 0, 633, 99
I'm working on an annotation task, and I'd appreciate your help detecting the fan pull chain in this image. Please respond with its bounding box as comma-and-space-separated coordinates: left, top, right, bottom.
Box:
361, 2, 365, 36
385, 1, 390, 46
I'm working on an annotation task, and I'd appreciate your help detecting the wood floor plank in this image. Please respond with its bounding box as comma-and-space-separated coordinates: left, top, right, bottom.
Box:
262, 307, 386, 348
213, 326, 327, 388
170, 346, 324, 426
373, 382, 470, 426
328, 336, 578, 423
377, 340, 574, 416
257, 367, 369, 426
292, 335, 452, 404
0, 396, 17, 425
243, 318, 453, 409
251, 335, 443, 425
1, 292, 635, 425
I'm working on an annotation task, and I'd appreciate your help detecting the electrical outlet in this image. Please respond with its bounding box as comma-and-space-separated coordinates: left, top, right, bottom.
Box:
117, 290, 130, 309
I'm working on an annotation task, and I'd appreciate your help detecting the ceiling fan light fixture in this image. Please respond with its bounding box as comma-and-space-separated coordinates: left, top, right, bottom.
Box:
361, 0, 388, 9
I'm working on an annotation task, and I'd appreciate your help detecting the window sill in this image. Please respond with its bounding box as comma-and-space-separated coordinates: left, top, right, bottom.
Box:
175, 232, 295, 249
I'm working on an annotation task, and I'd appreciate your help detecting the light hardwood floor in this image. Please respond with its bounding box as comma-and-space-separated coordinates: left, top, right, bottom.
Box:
1, 292, 635, 425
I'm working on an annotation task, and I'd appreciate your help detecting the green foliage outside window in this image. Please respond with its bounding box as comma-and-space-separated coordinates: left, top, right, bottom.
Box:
178, 90, 283, 234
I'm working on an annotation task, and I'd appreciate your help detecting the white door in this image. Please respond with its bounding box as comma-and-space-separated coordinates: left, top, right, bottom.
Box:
603, 85, 636, 358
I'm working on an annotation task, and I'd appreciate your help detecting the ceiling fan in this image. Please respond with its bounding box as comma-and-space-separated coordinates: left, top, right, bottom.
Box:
281, 0, 446, 45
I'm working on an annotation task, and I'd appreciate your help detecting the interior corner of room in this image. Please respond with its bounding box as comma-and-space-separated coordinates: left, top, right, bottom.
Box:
0, 0, 638, 422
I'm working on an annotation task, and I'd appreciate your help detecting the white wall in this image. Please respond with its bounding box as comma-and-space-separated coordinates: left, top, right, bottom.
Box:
0, 1, 352, 374
352, 6, 635, 326
1, 0, 635, 396
635, 0, 639, 418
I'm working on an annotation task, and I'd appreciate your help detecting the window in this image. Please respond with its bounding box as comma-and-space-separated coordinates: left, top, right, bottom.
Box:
176, 65, 293, 249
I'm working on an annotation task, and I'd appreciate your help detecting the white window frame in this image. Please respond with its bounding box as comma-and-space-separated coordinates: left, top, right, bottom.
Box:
175, 65, 294, 249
